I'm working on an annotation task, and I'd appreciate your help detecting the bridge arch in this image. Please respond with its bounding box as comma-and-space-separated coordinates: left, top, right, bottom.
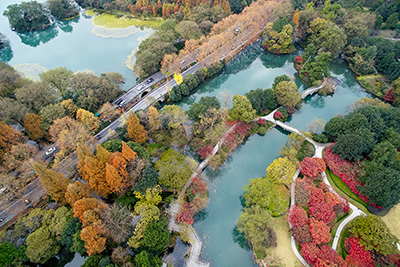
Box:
140, 90, 149, 98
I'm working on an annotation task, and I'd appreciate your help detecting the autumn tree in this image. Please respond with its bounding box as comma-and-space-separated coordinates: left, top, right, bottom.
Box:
60, 99, 78, 117
155, 149, 197, 192
126, 111, 147, 144
288, 205, 308, 227
76, 108, 99, 131
300, 157, 326, 177
24, 113, 45, 141
266, 156, 297, 184
32, 162, 69, 204
48, 116, 80, 142
73, 198, 108, 227
80, 221, 107, 255
274, 81, 301, 108
0, 121, 22, 162
148, 106, 160, 130
102, 204, 133, 244
228, 94, 256, 122
309, 218, 331, 244
122, 141, 138, 162
65, 181, 91, 207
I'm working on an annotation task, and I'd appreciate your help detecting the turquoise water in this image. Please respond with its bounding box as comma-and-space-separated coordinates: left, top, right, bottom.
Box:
0, 0, 153, 90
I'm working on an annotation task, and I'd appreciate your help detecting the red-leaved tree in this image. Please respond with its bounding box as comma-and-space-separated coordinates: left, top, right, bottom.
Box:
345, 237, 374, 267
288, 205, 309, 227
309, 218, 331, 244
292, 225, 313, 244
189, 177, 208, 194
198, 144, 214, 159
300, 157, 326, 177
274, 111, 284, 119
301, 242, 321, 265
383, 88, 395, 102
176, 202, 194, 225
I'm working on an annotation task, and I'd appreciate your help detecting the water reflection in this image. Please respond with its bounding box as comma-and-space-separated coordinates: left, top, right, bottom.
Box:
18, 25, 59, 47
232, 226, 251, 250
0, 41, 13, 62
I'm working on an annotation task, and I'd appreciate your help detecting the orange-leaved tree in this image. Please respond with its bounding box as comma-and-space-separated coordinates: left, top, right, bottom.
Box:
122, 141, 138, 162
32, 161, 69, 204
0, 121, 22, 162
65, 181, 92, 206
24, 113, 45, 141
126, 112, 147, 144
73, 197, 108, 226
80, 221, 107, 255
293, 8, 299, 28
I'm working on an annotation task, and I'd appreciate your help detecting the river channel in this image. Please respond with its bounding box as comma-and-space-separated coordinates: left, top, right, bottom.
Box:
0, 3, 372, 265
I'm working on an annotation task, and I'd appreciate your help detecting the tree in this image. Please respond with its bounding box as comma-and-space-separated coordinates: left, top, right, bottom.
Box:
73, 198, 108, 226
266, 156, 297, 184
40, 67, 73, 99
274, 81, 301, 108
188, 96, 221, 121
102, 204, 133, 244
331, 131, 375, 161
3, 1, 51, 32
309, 218, 331, 244
0, 242, 25, 266
76, 108, 98, 131
24, 113, 45, 141
237, 205, 277, 252
25, 226, 59, 264
309, 19, 346, 58
299, 157, 326, 177
39, 103, 66, 131
155, 149, 197, 192
48, 116, 80, 142
132, 165, 159, 193
60, 99, 78, 117
142, 219, 171, 252
288, 205, 308, 227
126, 112, 147, 144
65, 181, 91, 206
148, 106, 160, 130
46, 0, 79, 19
15, 82, 55, 113
243, 177, 289, 216
32, 162, 69, 204
301, 242, 321, 265
176, 202, 194, 225
176, 20, 202, 40
307, 118, 326, 134
0, 62, 23, 98
228, 94, 256, 122
0, 98, 29, 126
80, 221, 107, 255
60, 218, 80, 252
292, 225, 312, 244
135, 251, 162, 267
159, 105, 188, 129
0, 121, 22, 162
245, 88, 277, 113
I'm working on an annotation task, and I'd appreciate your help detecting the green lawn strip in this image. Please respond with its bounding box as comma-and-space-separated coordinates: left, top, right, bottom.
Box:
93, 13, 163, 29
337, 227, 350, 259
329, 210, 352, 246
325, 169, 369, 214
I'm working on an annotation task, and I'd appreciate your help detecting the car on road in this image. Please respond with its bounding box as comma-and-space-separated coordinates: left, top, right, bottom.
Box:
146, 78, 154, 84
137, 84, 146, 91
118, 100, 127, 108
115, 99, 123, 106
45, 147, 56, 155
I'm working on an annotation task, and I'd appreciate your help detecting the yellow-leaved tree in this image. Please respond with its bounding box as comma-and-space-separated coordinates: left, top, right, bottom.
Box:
265, 156, 297, 185
126, 112, 147, 143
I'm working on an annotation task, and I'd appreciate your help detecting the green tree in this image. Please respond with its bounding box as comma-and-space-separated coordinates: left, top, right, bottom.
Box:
142, 219, 171, 252
135, 251, 162, 267
359, 168, 400, 209
159, 105, 188, 129
176, 21, 202, 40
237, 205, 277, 252
188, 96, 221, 121
40, 67, 73, 99
228, 94, 256, 122
0, 242, 26, 266
39, 103, 66, 130
46, 0, 78, 19
0, 62, 23, 98
331, 131, 375, 161
309, 19, 346, 58
60, 218, 81, 252
15, 81, 55, 113
274, 81, 301, 108
349, 215, 399, 255
0, 98, 28, 125
155, 149, 197, 192
272, 75, 290, 90
3, 1, 51, 33
132, 165, 159, 194
25, 226, 60, 264
243, 177, 289, 216
301, 52, 332, 83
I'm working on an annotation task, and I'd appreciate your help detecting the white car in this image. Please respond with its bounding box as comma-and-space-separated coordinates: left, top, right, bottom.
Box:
45, 147, 56, 155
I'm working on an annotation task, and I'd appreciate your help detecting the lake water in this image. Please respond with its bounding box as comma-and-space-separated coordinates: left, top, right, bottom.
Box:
0, 0, 153, 90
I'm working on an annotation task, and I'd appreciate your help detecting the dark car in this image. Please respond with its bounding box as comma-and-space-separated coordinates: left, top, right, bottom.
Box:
115, 99, 123, 105
146, 78, 154, 84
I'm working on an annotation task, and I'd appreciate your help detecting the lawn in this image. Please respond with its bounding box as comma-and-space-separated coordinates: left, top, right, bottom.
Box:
265, 216, 303, 267
325, 169, 369, 214
93, 13, 163, 29
382, 204, 400, 240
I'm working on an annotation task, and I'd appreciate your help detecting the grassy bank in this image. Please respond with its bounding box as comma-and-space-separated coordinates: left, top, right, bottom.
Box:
356, 74, 388, 97
382, 204, 400, 240
92, 13, 163, 29
265, 216, 302, 267
325, 169, 369, 214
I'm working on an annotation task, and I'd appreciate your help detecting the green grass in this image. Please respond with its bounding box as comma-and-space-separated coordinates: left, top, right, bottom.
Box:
93, 13, 163, 29
337, 227, 350, 258
382, 203, 400, 240
325, 169, 369, 214
85, 9, 99, 16
356, 74, 386, 96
